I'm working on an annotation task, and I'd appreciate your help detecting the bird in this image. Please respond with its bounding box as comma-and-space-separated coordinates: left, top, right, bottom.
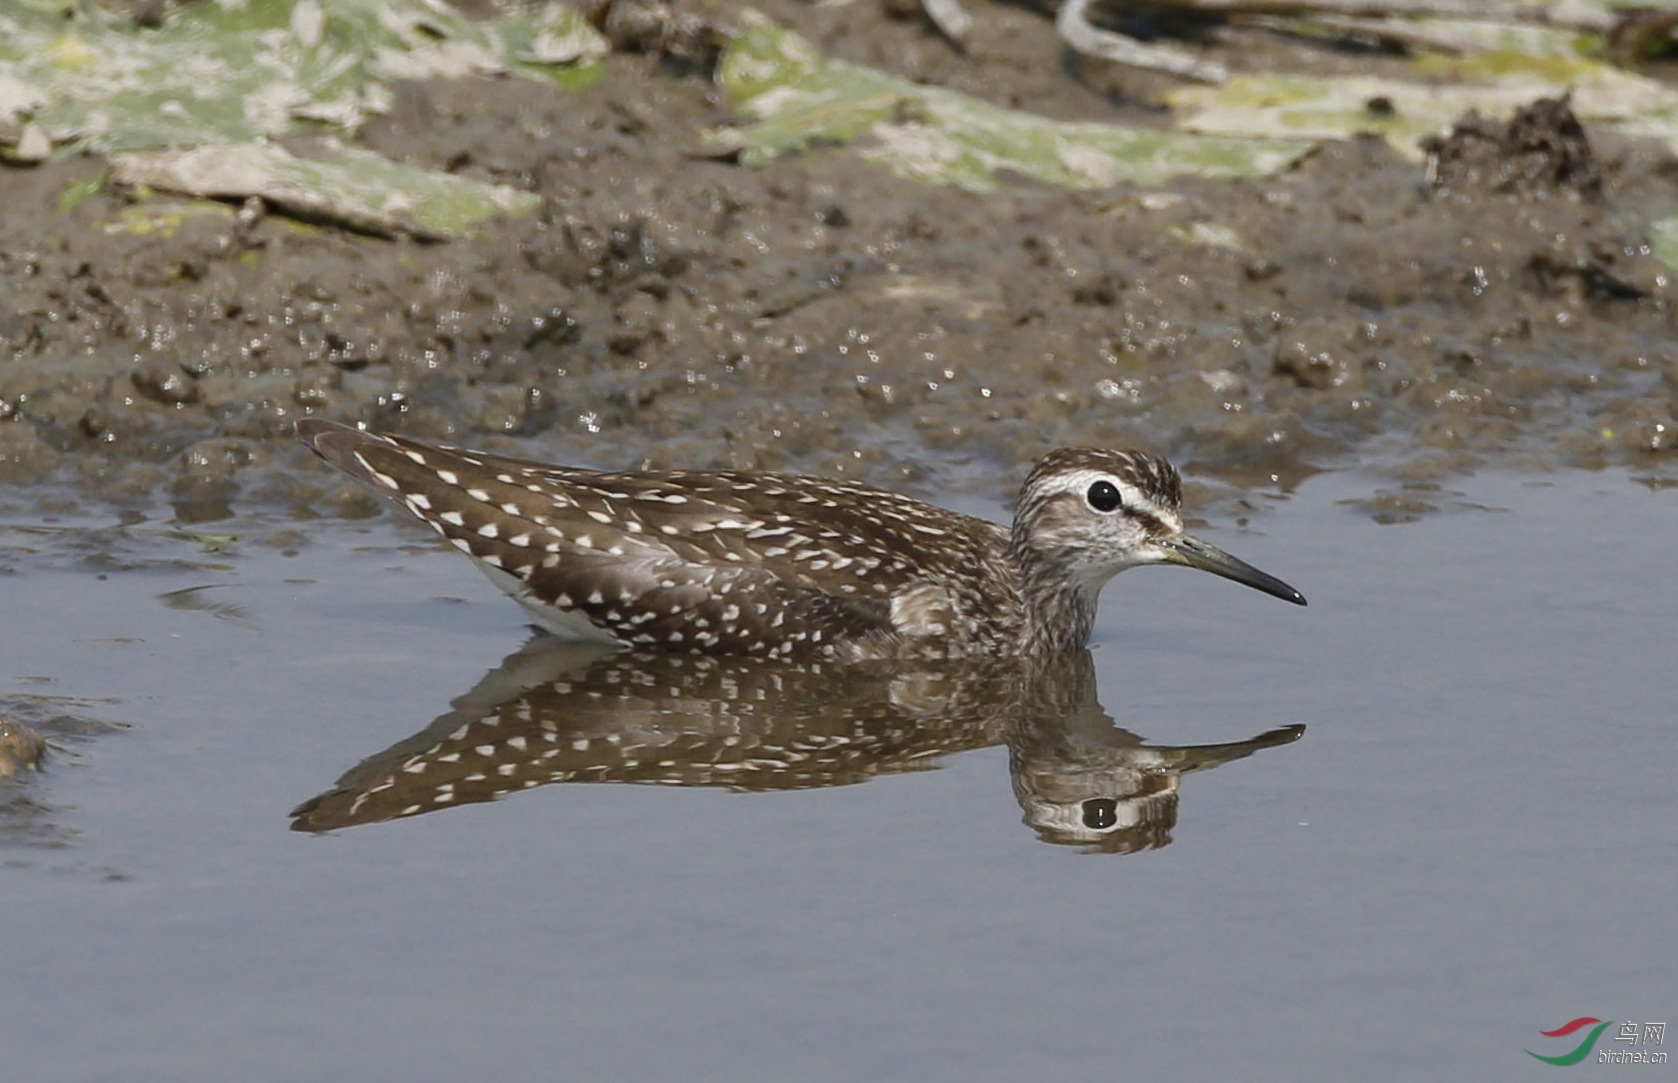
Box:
296, 419, 1304, 663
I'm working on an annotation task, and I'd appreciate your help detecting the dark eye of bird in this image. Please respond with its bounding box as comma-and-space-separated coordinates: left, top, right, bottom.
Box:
1083, 799, 1118, 830
1086, 480, 1123, 512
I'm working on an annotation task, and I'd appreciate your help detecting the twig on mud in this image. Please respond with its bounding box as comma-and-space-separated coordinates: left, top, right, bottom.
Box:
921, 0, 975, 47
1132, 0, 1615, 31
1058, 0, 1229, 84
583, 0, 731, 63
1605, 9, 1678, 60
1051, 0, 1617, 85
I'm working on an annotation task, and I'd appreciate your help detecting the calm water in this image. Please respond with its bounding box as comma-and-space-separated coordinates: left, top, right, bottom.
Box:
3, 468, 1672, 1081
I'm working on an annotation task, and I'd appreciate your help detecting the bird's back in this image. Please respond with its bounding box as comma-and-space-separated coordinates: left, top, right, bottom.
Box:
298, 420, 1020, 660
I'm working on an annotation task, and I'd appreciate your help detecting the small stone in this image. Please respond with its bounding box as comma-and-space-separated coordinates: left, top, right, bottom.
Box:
13, 123, 51, 163
0, 717, 48, 779
132, 361, 202, 406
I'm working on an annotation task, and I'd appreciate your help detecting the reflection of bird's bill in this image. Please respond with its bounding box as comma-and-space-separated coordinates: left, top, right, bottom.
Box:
1012, 723, 1307, 852
1159, 533, 1307, 606
1162, 723, 1306, 774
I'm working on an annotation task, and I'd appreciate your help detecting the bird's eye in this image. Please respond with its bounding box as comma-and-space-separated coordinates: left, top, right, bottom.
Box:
1086, 480, 1123, 512
1083, 798, 1118, 830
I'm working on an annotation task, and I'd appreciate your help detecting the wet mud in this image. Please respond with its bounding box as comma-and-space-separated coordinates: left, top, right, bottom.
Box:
1, 2, 1676, 533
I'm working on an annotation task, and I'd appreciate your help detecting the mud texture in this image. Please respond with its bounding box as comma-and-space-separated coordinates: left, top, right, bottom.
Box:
2, 2, 1676, 530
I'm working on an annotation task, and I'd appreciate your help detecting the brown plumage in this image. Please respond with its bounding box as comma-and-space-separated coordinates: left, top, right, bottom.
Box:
298, 420, 1304, 662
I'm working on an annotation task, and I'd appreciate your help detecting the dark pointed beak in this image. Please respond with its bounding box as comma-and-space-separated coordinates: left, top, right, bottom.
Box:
1158, 533, 1307, 606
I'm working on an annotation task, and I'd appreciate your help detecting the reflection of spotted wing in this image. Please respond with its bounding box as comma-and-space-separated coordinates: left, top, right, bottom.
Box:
289, 647, 1019, 832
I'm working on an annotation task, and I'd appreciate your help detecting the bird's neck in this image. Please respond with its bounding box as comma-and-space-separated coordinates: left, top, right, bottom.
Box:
1012, 542, 1100, 655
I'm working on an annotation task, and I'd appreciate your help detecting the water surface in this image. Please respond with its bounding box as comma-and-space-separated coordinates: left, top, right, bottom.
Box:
3, 468, 1672, 1081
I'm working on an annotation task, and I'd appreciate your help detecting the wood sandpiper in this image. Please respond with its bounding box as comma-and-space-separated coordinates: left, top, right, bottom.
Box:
298, 419, 1305, 662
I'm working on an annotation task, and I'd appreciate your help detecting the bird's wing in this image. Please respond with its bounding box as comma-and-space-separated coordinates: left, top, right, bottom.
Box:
301, 421, 990, 656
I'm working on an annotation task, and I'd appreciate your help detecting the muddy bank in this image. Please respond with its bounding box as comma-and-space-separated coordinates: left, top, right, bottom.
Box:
1, 2, 1675, 533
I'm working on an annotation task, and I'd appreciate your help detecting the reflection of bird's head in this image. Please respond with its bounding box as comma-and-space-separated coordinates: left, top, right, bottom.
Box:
1010, 751, 1181, 854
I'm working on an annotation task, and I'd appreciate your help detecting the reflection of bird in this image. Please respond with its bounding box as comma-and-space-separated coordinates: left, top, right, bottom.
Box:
289, 641, 1307, 845
298, 420, 1304, 661
290, 641, 1024, 832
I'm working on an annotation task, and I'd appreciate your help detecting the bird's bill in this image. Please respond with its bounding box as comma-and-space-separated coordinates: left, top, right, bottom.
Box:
1158, 533, 1307, 606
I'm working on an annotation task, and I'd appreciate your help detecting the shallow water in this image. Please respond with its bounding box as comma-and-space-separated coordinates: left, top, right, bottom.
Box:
3, 467, 1672, 1081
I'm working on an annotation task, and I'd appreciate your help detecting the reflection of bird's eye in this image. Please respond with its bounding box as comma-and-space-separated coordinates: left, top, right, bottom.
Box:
1082, 798, 1118, 830
1086, 480, 1123, 512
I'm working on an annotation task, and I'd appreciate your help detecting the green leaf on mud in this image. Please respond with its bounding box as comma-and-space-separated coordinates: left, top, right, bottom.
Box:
105, 199, 237, 238
56, 172, 104, 213
0, 1, 598, 234
109, 141, 540, 239
1265, 15, 1601, 62
162, 532, 237, 554
0, 0, 605, 155
713, 14, 1313, 190
1169, 39, 1678, 161
1648, 216, 1678, 274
